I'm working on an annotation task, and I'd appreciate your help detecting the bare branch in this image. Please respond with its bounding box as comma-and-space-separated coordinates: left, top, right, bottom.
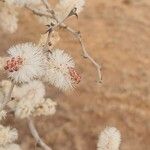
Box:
25, 5, 52, 18
61, 24, 102, 83
27, 117, 52, 150
41, 0, 53, 13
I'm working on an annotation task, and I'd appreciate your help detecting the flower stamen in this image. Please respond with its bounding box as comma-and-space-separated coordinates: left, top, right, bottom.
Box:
68, 67, 81, 84
4, 56, 23, 72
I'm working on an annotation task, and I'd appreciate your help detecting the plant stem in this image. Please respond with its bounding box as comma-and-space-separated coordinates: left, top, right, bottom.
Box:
27, 117, 52, 150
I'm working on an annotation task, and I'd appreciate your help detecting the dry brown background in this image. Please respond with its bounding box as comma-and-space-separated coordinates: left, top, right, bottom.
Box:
0, 0, 150, 149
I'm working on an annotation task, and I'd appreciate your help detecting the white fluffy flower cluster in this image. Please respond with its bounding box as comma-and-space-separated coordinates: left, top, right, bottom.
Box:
44, 49, 81, 91
97, 127, 121, 150
3, 42, 80, 91
33, 98, 57, 117
0, 80, 57, 119
0, 125, 18, 146
5, 43, 46, 83
0, 6, 18, 33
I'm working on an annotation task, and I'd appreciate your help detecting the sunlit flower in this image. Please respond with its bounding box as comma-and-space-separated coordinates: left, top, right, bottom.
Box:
33, 98, 57, 117
44, 49, 81, 91
4, 43, 46, 83
0, 6, 18, 33
97, 127, 121, 150
15, 98, 34, 119
0, 125, 18, 146
0, 80, 46, 115
14, 81, 46, 118
15, 80, 45, 101
0, 144, 21, 150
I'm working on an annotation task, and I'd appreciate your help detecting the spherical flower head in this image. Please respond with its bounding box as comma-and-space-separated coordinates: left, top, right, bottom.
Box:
5, 43, 46, 83
15, 80, 46, 101
14, 81, 46, 119
59, 0, 85, 14
15, 98, 34, 119
33, 98, 57, 117
0, 144, 21, 150
44, 49, 81, 92
97, 127, 121, 150
0, 6, 18, 33
0, 125, 18, 146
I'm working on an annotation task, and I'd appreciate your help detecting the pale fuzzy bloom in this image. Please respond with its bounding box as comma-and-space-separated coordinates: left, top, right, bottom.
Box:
44, 49, 81, 92
33, 98, 57, 117
11, 81, 45, 115
0, 57, 8, 71
5, 0, 41, 6
14, 80, 46, 102
0, 110, 7, 121
0, 6, 18, 33
13, 81, 45, 118
97, 127, 121, 150
0, 80, 46, 112
15, 98, 35, 119
0, 144, 21, 150
14, 81, 46, 118
5, 43, 46, 83
0, 125, 18, 146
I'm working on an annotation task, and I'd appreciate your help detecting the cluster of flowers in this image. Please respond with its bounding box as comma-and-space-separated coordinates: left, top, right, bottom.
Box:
0, 0, 122, 150
1, 42, 81, 91
0, 40, 81, 147
0, 0, 85, 148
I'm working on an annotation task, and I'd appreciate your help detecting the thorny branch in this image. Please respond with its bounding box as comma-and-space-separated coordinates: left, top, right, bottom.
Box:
25, 5, 52, 18
41, 0, 54, 14
27, 117, 52, 150
61, 24, 102, 83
